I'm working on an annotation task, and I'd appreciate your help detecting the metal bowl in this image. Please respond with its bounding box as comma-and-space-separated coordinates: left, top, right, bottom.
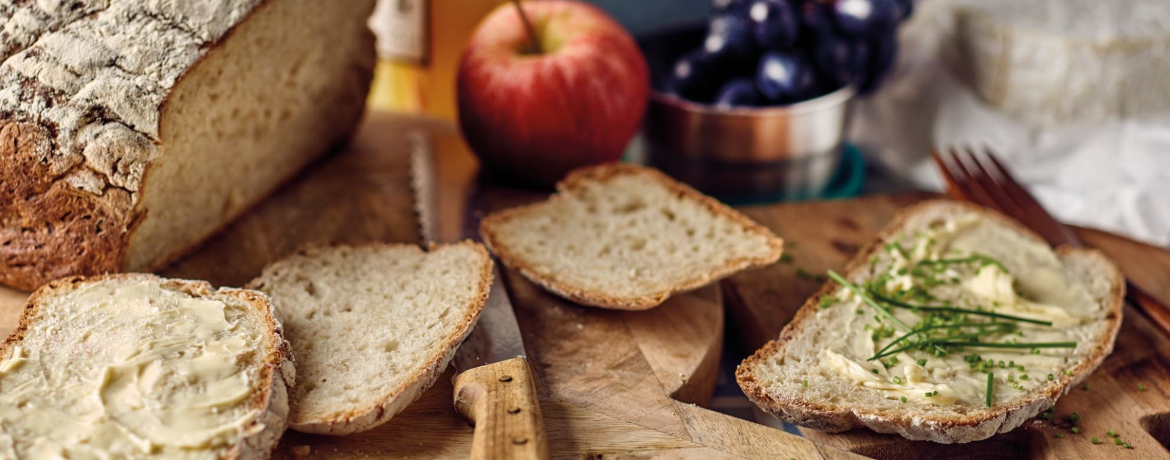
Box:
639, 25, 856, 202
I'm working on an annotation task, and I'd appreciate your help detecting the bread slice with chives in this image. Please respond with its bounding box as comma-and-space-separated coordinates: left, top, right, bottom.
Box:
479, 163, 784, 311
736, 200, 1124, 443
247, 242, 492, 435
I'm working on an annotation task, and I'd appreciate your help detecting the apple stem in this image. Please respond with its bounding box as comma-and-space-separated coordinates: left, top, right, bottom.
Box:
511, 0, 543, 54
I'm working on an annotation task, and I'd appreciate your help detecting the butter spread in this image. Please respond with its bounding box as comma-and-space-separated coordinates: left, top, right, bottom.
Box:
0, 280, 266, 459
816, 215, 1103, 406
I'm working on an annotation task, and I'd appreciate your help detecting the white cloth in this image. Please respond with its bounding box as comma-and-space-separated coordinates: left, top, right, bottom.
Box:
848, 0, 1170, 247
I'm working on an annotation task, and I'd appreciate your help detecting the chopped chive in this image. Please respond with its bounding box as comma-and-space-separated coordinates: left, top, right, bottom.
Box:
871, 368, 879, 375
1071, 427, 1081, 434
1138, 383, 1147, 392
1092, 437, 1101, 444
900, 396, 907, 403
780, 253, 793, 263
1048, 374, 1054, 381
1064, 370, 1073, 376
1107, 430, 1117, 438
1124, 443, 1132, 449
1082, 383, 1091, 391
1056, 433, 1065, 439
986, 373, 994, 408
917, 359, 928, 366
893, 376, 902, 384
868, 291, 1054, 326
802, 379, 808, 387
796, 268, 809, 279
916, 253, 1008, 273
1114, 438, 1124, 445
1067, 412, 1081, 423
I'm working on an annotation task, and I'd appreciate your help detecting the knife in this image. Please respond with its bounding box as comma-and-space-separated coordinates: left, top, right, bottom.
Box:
410, 133, 549, 460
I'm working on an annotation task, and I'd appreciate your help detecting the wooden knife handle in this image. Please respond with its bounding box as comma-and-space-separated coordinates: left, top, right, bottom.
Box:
454, 357, 549, 460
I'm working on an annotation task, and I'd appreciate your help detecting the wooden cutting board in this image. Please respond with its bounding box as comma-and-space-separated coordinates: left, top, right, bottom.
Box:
724, 194, 1170, 460
0, 113, 865, 460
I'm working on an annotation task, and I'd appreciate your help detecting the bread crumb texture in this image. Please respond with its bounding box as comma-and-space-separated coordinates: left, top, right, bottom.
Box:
482, 164, 782, 310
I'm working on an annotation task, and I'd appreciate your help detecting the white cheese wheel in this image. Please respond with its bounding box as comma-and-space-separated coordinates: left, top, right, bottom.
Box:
951, 0, 1170, 126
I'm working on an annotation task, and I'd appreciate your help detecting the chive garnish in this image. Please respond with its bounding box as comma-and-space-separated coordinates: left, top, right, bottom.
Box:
915, 252, 1008, 273
1107, 430, 1117, 438
917, 359, 928, 366
1138, 383, 1147, 392
802, 379, 808, 387
900, 396, 907, 403
1092, 437, 1101, 444
986, 372, 994, 407
868, 291, 1053, 326
1071, 427, 1081, 434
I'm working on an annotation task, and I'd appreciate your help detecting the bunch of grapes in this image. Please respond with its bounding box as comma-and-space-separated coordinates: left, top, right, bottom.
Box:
664, 0, 912, 108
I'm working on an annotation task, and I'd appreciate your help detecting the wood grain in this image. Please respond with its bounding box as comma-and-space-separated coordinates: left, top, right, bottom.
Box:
726, 194, 1170, 460
455, 357, 549, 460
0, 114, 862, 459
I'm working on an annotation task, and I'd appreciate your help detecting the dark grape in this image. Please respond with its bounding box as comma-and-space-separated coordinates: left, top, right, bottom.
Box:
832, 0, 899, 38
748, 0, 799, 50
810, 35, 851, 87
665, 49, 721, 102
893, 0, 913, 21
798, 0, 834, 37
756, 51, 818, 102
858, 30, 896, 94
704, 14, 758, 63
714, 78, 762, 107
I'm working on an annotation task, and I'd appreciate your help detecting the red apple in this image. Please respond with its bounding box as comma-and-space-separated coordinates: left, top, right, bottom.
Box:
457, 0, 649, 187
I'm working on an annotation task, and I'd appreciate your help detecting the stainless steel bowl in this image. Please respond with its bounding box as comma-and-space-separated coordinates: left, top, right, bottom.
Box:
643, 85, 855, 202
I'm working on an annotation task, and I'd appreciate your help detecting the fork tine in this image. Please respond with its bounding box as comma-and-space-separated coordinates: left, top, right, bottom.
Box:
961, 146, 1031, 220
980, 148, 1084, 246
930, 149, 974, 202
944, 146, 999, 210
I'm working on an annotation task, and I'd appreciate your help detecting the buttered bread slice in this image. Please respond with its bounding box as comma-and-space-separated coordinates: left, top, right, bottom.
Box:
737, 200, 1124, 443
0, 274, 293, 459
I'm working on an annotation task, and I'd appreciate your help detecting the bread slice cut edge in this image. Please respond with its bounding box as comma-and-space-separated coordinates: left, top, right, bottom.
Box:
480, 163, 784, 311
0, 273, 295, 459
247, 241, 494, 435
735, 200, 1125, 444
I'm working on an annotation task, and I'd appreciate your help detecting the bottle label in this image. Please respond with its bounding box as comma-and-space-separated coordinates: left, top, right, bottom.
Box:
369, 0, 429, 64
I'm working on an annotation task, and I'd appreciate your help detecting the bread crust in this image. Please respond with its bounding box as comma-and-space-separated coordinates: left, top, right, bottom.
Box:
247, 241, 494, 435
480, 163, 784, 310
0, 0, 375, 291
735, 200, 1125, 443
0, 273, 294, 459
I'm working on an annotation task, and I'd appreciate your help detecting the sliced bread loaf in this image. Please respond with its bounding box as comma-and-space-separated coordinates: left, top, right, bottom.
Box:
0, 274, 293, 459
736, 200, 1124, 443
247, 242, 493, 435
479, 163, 783, 310
0, 0, 376, 290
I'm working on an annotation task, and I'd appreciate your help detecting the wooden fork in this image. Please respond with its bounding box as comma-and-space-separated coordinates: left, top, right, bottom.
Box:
932, 145, 1170, 336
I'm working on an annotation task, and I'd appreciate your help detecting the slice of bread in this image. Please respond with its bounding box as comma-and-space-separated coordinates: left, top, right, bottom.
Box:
0, 274, 293, 459
247, 242, 492, 435
736, 200, 1124, 443
480, 163, 784, 310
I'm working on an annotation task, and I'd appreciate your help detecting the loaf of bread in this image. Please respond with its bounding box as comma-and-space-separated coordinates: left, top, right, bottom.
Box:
0, 274, 294, 459
0, 0, 377, 290
737, 201, 1124, 443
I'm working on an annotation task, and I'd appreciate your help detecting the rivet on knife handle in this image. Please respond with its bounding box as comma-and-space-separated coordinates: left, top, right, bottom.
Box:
454, 357, 549, 460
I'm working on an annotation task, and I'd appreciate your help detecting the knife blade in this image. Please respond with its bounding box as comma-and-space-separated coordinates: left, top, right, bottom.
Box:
409, 133, 548, 460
